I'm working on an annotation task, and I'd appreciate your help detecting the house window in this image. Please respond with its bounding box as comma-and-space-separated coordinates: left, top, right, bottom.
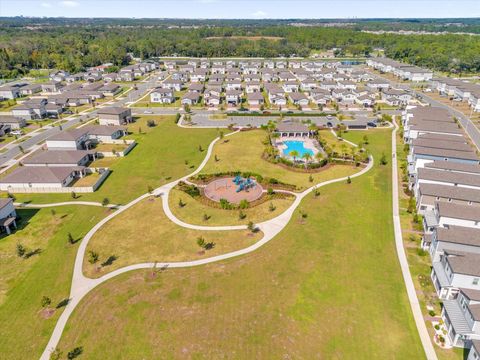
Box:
473, 278, 479, 285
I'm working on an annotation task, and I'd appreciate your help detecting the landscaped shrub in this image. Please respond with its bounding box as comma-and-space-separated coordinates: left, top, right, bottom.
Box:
434, 324, 440, 330
177, 181, 200, 197
417, 248, 428, 257
239, 199, 249, 209
220, 198, 233, 210
429, 310, 436, 317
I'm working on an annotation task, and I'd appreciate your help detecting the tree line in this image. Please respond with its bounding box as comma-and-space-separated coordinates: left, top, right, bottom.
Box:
1, 22, 479, 78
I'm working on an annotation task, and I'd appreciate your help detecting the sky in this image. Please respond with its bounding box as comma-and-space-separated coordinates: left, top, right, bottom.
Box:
1, 0, 479, 19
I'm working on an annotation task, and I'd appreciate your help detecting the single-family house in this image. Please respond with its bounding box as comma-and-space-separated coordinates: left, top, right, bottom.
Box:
0, 166, 85, 191
289, 92, 309, 106
19, 84, 42, 96
247, 92, 264, 107
97, 107, 133, 126
22, 150, 95, 167
46, 128, 91, 150
0, 115, 27, 129
0, 198, 17, 235
181, 92, 201, 105
41, 81, 63, 94
225, 90, 242, 106
150, 88, 175, 104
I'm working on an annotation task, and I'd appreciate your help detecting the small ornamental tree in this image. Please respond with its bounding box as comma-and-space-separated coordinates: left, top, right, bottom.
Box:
269, 202, 276, 212
380, 152, 388, 165
41, 296, 52, 308
67, 347, 83, 360
197, 237, 205, 248
16, 244, 26, 258
67, 232, 75, 245
88, 250, 99, 264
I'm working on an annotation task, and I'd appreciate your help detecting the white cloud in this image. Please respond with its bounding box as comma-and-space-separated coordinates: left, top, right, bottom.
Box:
41, 2, 52, 7
59, 1, 79, 7
252, 10, 266, 18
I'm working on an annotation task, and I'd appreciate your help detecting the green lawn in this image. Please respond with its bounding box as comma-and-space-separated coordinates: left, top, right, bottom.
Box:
394, 127, 463, 360
201, 129, 360, 191
11, 116, 219, 205
0, 205, 108, 359
169, 187, 295, 226
55, 128, 425, 359
84, 196, 263, 278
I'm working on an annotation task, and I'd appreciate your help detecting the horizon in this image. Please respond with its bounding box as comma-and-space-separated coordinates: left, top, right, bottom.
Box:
2, 0, 479, 19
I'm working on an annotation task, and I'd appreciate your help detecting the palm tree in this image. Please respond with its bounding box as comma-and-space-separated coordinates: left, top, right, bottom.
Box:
289, 150, 299, 162
302, 152, 312, 168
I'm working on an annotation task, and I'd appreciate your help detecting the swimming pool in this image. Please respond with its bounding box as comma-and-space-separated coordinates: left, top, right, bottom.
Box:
283, 140, 314, 158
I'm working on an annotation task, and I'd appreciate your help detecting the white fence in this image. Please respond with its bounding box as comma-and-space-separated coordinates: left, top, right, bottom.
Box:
97, 140, 136, 158
5, 169, 111, 193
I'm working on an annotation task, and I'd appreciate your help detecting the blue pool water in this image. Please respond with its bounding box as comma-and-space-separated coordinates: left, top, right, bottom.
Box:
283, 141, 314, 157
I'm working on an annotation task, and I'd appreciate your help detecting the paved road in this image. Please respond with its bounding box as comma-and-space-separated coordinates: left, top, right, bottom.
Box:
414, 91, 480, 151
0, 75, 160, 167
40, 130, 374, 360
391, 119, 438, 360
367, 70, 480, 151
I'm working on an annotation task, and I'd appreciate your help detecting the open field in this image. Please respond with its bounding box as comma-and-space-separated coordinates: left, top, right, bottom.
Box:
0, 205, 107, 359
11, 116, 219, 205
55, 128, 424, 359
169, 188, 295, 226
83, 196, 263, 278
200, 129, 360, 191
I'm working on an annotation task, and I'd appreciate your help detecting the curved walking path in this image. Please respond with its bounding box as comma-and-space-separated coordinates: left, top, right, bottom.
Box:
40, 130, 373, 359
391, 119, 437, 360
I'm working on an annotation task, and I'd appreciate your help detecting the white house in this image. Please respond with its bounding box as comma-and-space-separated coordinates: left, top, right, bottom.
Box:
431, 251, 480, 300
441, 288, 480, 347
150, 88, 175, 104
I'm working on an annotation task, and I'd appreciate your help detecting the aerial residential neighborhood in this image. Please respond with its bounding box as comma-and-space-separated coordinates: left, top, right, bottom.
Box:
1, 3, 480, 360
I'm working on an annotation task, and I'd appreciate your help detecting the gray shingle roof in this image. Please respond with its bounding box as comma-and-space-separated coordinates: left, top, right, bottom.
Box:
418, 168, 480, 187
419, 183, 480, 203
436, 202, 480, 222
436, 226, 480, 247
22, 150, 91, 165
0, 167, 80, 184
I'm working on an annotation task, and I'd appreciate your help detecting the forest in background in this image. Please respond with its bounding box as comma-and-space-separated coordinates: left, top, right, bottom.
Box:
1, 18, 480, 78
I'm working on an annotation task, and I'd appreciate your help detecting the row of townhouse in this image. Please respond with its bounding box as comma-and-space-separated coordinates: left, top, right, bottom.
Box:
153, 74, 407, 109
403, 105, 480, 354
431, 77, 480, 113
162, 59, 348, 72
162, 65, 376, 85
366, 57, 433, 82
8, 82, 124, 121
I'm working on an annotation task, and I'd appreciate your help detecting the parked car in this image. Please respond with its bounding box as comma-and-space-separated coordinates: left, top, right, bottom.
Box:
10, 130, 23, 136
143, 110, 153, 114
